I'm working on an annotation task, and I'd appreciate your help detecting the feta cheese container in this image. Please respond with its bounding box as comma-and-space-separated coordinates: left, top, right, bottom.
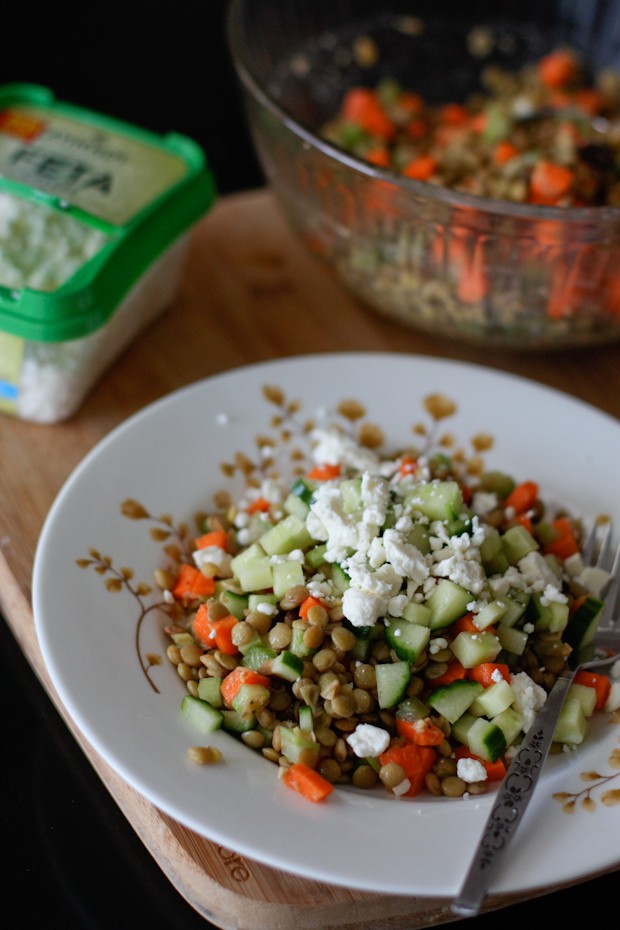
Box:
0, 83, 216, 423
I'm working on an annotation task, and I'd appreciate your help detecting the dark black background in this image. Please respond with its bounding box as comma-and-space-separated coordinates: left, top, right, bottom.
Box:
1, 3, 618, 928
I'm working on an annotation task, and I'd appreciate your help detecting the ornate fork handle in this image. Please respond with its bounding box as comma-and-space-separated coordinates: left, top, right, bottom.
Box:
451, 672, 574, 917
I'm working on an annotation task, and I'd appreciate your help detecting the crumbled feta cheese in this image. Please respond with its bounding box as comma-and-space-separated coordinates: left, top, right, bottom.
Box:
457, 757, 488, 783
342, 587, 387, 627
255, 601, 278, 615
510, 671, 547, 732
604, 681, 620, 713
429, 637, 448, 655
392, 778, 412, 797
346, 723, 390, 757
193, 546, 232, 576
311, 428, 381, 472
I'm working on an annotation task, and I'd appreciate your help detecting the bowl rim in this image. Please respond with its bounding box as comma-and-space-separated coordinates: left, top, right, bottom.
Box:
226, 0, 620, 228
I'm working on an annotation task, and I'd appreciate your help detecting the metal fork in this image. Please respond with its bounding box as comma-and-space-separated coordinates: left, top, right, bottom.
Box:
452, 522, 620, 917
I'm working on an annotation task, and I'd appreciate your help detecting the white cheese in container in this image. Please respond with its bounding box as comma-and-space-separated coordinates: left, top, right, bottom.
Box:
0, 83, 216, 423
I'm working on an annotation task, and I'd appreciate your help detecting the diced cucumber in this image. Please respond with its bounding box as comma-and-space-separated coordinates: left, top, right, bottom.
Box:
305, 543, 328, 569
567, 682, 597, 718
218, 588, 249, 621
248, 592, 278, 611
407, 523, 431, 555
401, 601, 432, 626
231, 683, 271, 719
528, 593, 569, 633
242, 642, 277, 671
376, 661, 412, 709
497, 624, 529, 656
330, 562, 350, 594
473, 600, 507, 630
221, 708, 257, 733
283, 490, 310, 520
181, 694, 224, 734
272, 558, 305, 599
271, 650, 304, 682
450, 631, 502, 668
405, 480, 464, 522
469, 679, 515, 718
451, 712, 477, 746
260, 514, 313, 556
237, 630, 264, 656
501, 525, 538, 564
339, 476, 363, 514
553, 696, 587, 745
425, 579, 473, 630
467, 717, 507, 763
384, 618, 430, 662
395, 695, 430, 722
496, 590, 530, 627
564, 595, 604, 652
289, 476, 315, 506
427, 680, 483, 724
279, 726, 320, 765
298, 704, 314, 732
197, 677, 223, 708
492, 706, 524, 746
231, 544, 272, 592
479, 526, 502, 564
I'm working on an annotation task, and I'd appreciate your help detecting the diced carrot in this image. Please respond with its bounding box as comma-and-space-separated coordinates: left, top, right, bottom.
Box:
378, 743, 437, 796
396, 717, 445, 746
365, 145, 391, 167
306, 463, 341, 481
405, 117, 428, 140
429, 659, 468, 688
504, 480, 539, 514
397, 91, 425, 116
402, 154, 438, 181
398, 454, 419, 478
281, 762, 334, 802
538, 48, 579, 90
469, 111, 487, 133
194, 529, 229, 551
299, 595, 327, 620
544, 516, 580, 559
340, 87, 395, 140
246, 497, 271, 514
529, 160, 574, 205
220, 666, 271, 706
438, 102, 469, 126
193, 604, 239, 655
573, 670, 611, 711
457, 242, 489, 304
468, 662, 511, 687
454, 746, 507, 782
171, 563, 216, 600
512, 512, 534, 534
493, 140, 520, 165
574, 87, 605, 116
451, 613, 479, 635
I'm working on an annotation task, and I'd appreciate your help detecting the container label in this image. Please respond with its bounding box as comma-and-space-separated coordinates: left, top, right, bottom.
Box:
0, 330, 24, 414
0, 104, 188, 227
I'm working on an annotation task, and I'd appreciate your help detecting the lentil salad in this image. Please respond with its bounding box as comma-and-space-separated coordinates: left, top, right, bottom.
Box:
320, 46, 620, 207
162, 426, 620, 803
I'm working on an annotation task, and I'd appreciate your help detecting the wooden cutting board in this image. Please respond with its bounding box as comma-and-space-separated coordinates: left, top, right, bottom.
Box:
2, 188, 620, 929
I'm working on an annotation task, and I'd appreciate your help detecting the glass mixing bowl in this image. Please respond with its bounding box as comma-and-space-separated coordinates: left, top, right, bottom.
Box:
227, 0, 620, 349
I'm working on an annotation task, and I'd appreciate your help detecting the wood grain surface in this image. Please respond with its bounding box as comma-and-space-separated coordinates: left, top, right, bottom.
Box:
2, 189, 619, 929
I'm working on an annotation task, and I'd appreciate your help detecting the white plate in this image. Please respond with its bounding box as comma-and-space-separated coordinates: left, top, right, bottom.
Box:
33, 352, 620, 898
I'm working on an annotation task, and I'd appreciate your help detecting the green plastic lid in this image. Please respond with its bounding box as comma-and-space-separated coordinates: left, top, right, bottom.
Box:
0, 83, 216, 341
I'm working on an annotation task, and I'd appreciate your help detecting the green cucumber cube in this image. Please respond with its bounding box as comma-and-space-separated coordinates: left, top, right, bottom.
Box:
376, 661, 412, 709
450, 631, 502, 668
553, 697, 587, 746
272, 559, 305, 598
567, 682, 597, 718
501, 525, 538, 564
384, 619, 430, 662
467, 718, 506, 763
427, 680, 483, 724
231, 683, 271, 719
271, 650, 304, 682
425, 579, 473, 630
401, 601, 432, 626
260, 514, 313, 556
181, 694, 224, 734
473, 600, 507, 630
405, 480, 464, 521
492, 706, 524, 747
497, 624, 529, 656
469, 679, 515, 717
197, 677, 223, 708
